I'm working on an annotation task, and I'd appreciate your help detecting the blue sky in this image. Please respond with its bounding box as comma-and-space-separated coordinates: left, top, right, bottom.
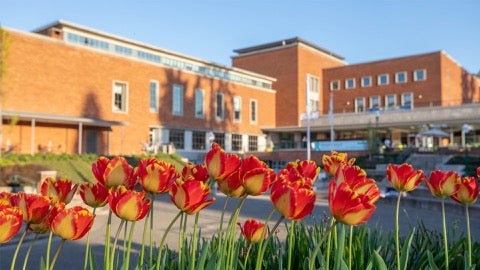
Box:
1, 0, 479, 73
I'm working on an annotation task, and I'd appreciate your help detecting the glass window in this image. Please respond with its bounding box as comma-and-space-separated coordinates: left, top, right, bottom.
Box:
401, 93, 413, 109
248, 135, 258, 152
233, 96, 242, 122
113, 81, 127, 112
355, 97, 365, 113
172, 84, 183, 115
213, 132, 225, 149
413, 69, 426, 81
192, 131, 206, 150
361, 76, 372, 87
216, 92, 224, 120
250, 99, 258, 123
149, 81, 158, 112
378, 74, 389, 85
308, 75, 319, 93
231, 134, 243, 151
385, 94, 396, 109
395, 72, 407, 83
345, 78, 355, 89
169, 129, 184, 149
369, 96, 380, 110
195, 89, 204, 118
330, 80, 340, 91
307, 74, 320, 112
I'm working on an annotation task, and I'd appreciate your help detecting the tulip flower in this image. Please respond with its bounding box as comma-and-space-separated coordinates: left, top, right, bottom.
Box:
386, 163, 426, 192
181, 163, 209, 183
136, 158, 179, 194
241, 155, 275, 196
238, 218, 266, 243
92, 156, 136, 189
322, 151, 355, 176
0, 192, 12, 208
170, 175, 215, 215
40, 177, 79, 205
205, 143, 241, 182
275, 160, 319, 189
9, 192, 52, 224
49, 204, 95, 240
328, 181, 377, 226
425, 170, 460, 198
285, 160, 321, 182
217, 170, 246, 198
450, 176, 479, 205
0, 206, 23, 243
108, 186, 151, 221
79, 182, 109, 208
270, 181, 316, 221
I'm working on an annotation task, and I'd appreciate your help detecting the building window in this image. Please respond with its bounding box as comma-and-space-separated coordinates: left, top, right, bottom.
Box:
330, 80, 340, 91
216, 92, 224, 120
233, 96, 242, 122
385, 94, 396, 109
369, 96, 380, 110
345, 78, 355, 89
250, 99, 258, 124
401, 93, 413, 109
248, 135, 258, 152
413, 69, 426, 81
113, 81, 128, 112
149, 81, 159, 112
355, 97, 365, 113
192, 131, 206, 150
195, 89, 204, 118
172, 84, 184, 115
307, 74, 319, 93
231, 134, 243, 151
169, 129, 184, 149
213, 132, 225, 149
378, 74, 389, 85
395, 71, 407, 83
307, 74, 320, 112
361, 76, 372, 87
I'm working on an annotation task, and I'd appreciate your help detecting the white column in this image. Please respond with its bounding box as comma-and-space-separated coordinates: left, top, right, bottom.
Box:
78, 122, 83, 154
31, 119, 35, 156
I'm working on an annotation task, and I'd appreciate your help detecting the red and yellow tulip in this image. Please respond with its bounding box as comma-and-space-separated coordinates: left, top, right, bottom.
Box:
50, 204, 95, 240
40, 177, 79, 205
181, 163, 209, 183
386, 163, 425, 192
79, 182, 109, 208
425, 170, 460, 198
0, 206, 23, 243
92, 156, 136, 189
205, 143, 241, 182
217, 170, 246, 198
241, 155, 274, 196
322, 151, 355, 176
170, 175, 215, 215
450, 176, 479, 205
136, 158, 179, 194
270, 181, 316, 221
108, 186, 151, 221
237, 218, 266, 243
9, 192, 52, 224
0, 192, 12, 208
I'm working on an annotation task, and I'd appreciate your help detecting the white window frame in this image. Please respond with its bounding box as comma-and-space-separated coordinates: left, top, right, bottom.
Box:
330, 80, 340, 91
250, 99, 258, 124
307, 74, 320, 112
395, 71, 407, 84
413, 69, 426, 81
401, 92, 414, 109
361, 76, 372, 88
194, 89, 205, 118
233, 96, 242, 122
112, 81, 128, 113
215, 92, 224, 120
385, 94, 396, 109
354, 97, 365, 113
369, 95, 381, 110
377, 74, 389, 86
172, 84, 184, 116
149, 80, 159, 112
345, 78, 356, 89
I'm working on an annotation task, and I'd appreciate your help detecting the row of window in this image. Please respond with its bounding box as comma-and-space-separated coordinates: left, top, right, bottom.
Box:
354, 92, 413, 112
113, 81, 259, 124
330, 69, 426, 91
66, 32, 272, 90
169, 129, 258, 152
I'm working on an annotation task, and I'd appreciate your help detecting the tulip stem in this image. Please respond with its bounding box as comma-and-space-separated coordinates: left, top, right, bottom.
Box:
155, 211, 182, 270
149, 195, 155, 267
465, 204, 472, 268
395, 192, 402, 270
83, 207, 96, 270
226, 195, 248, 268
287, 220, 296, 270
124, 221, 136, 269
49, 239, 66, 270
104, 210, 112, 270
189, 212, 200, 270
308, 219, 338, 270
139, 200, 151, 268
441, 199, 449, 270
10, 225, 29, 270
22, 233, 39, 270
255, 210, 284, 270
110, 220, 125, 270
348, 225, 353, 270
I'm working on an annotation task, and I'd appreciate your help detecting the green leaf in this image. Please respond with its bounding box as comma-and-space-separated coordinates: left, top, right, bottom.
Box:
400, 227, 415, 270
426, 250, 440, 270
373, 249, 388, 270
